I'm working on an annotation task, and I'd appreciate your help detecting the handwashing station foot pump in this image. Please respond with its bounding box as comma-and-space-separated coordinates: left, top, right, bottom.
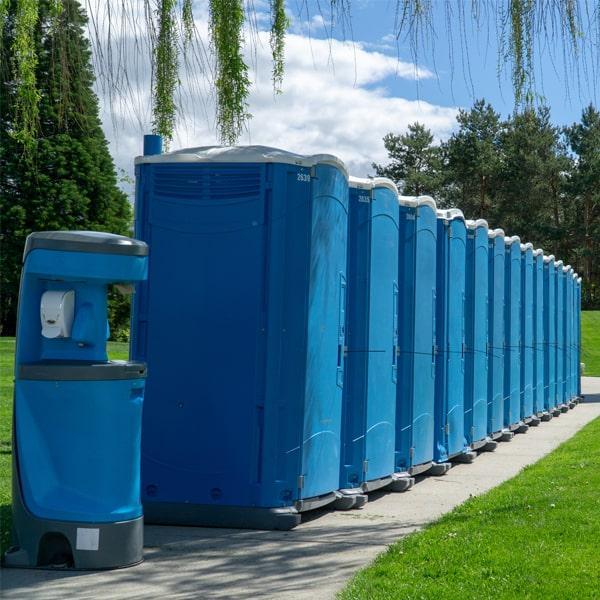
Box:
4, 231, 148, 570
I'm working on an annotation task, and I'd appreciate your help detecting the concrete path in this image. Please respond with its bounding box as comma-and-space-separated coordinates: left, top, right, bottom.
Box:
3, 377, 600, 600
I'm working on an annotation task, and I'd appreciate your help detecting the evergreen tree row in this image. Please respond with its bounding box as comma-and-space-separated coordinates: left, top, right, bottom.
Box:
374, 101, 600, 309
0, 0, 131, 336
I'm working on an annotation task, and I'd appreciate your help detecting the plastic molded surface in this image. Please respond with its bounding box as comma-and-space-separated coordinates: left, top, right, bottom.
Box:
15, 379, 144, 522
133, 158, 349, 511
340, 183, 399, 489
395, 202, 437, 471
487, 234, 505, 435
504, 241, 522, 427
464, 222, 489, 446
434, 214, 468, 461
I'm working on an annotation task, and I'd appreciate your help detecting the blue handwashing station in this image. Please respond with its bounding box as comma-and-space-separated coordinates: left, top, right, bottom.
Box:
5, 231, 148, 569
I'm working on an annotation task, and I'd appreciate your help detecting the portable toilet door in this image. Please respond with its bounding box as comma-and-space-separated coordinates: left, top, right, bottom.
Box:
576, 276, 583, 398
487, 229, 506, 440
503, 236, 525, 432
532, 249, 549, 420
543, 255, 558, 415
520, 243, 536, 424
434, 209, 474, 465
133, 143, 354, 530
464, 219, 492, 450
396, 195, 442, 476
555, 260, 566, 411
339, 177, 411, 498
564, 265, 575, 405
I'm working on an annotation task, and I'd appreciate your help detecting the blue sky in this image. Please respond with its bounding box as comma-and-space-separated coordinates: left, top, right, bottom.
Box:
97, 1, 598, 187
295, 1, 597, 127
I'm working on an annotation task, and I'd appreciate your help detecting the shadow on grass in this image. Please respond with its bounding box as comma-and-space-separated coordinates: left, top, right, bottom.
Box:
1, 502, 13, 556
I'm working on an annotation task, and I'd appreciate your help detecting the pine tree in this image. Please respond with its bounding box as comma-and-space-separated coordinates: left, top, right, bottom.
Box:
443, 100, 504, 220
497, 107, 571, 252
0, 0, 131, 336
564, 105, 600, 308
373, 123, 444, 198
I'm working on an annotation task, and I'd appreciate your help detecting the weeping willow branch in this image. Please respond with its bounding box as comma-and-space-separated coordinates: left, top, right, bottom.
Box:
209, 0, 250, 145
181, 0, 193, 48
270, 0, 288, 93
12, 0, 41, 155
153, 0, 178, 145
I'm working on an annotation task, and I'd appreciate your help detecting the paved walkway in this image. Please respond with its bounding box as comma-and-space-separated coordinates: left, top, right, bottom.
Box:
3, 377, 600, 600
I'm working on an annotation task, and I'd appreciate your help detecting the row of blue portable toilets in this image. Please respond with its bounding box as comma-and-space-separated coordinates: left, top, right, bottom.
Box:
132, 142, 583, 528
6, 140, 582, 570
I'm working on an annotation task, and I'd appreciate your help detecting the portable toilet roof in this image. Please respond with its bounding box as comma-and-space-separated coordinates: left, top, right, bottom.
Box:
398, 194, 437, 210
543, 254, 555, 263
466, 218, 488, 230
556, 259, 564, 268
563, 264, 571, 273
505, 235, 520, 245
520, 242, 534, 251
533, 248, 544, 256
488, 228, 504, 239
135, 144, 349, 178
349, 176, 398, 193
436, 207, 465, 221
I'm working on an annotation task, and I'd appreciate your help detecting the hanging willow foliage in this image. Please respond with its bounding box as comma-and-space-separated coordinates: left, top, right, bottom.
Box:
153, 0, 178, 146
4, 0, 598, 153
270, 0, 289, 93
209, 0, 250, 145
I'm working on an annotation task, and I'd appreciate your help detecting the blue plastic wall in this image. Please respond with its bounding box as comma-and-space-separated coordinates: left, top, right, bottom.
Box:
15, 249, 146, 522
576, 279, 582, 397
396, 202, 437, 472
340, 183, 399, 489
503, 241, 522, 429
544, 258, 557, 411
555, 266, 565, 407
133, 159, 349, 510
565, 273, 572, 401
464, 223, 488, 447
532, 253, 545, 415
435, 215, 468, 462
487, 234, 505, 436
520, 246, 534, 420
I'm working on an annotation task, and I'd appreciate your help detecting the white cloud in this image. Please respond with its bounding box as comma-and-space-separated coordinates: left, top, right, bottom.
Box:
96, 17, 458, 194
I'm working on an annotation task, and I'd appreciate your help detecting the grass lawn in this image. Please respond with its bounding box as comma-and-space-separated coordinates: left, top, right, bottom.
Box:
341, 415, 600, 599
0, 337, 129, 555
581, 311, 600, 376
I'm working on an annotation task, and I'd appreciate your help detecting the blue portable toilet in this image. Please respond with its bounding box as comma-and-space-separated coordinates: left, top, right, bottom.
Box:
519, 242, 537, 425
5, 231, 148, 570
396, 195, 447, 476
543, 254, 559, 415
576, 275, 583, 399
563, 266, 572, 404
564, 265, 576, 407
464, 219, 495, 451
133, 143, 359, 530
339, 177, 413, 497
503, 235, 526, 432
532, 248, 550, 421
487, 228, 510, 441
555, 260, 567, 412
434, 208, 474, 465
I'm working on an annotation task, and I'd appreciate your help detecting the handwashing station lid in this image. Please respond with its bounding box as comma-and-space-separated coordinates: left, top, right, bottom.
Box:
135, 144, 349, 178
23, 231, 149, 261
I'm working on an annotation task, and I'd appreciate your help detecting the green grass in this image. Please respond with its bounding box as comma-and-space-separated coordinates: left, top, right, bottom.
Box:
0, 337, 129, 554
341, 417, 600, 600
581, 311, 600, 376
